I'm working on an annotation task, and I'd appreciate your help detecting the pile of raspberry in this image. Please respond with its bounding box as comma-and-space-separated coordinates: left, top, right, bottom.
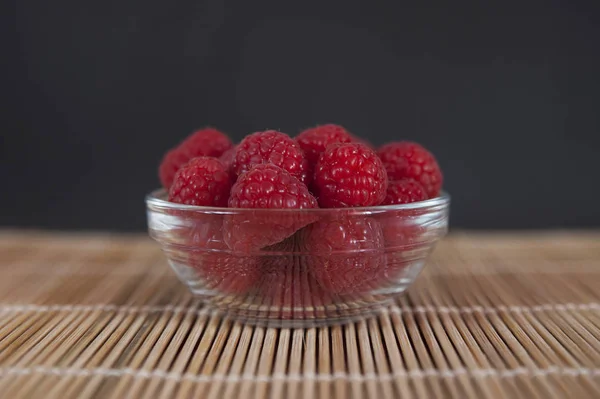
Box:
158, 125, 443, 300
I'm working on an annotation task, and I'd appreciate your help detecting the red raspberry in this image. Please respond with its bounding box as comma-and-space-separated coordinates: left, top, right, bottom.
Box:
159, 148, 190, 190
191, 250, 260, 295
382, 178, 428, 205
232, 130, 310, 184
224, 164, 319, 252
313, 143, 388, 208
379, 215, 425, 251
180, 127, 233, 158
181, 219, 261, 294
159, 127, 233, 189
168, 157, 232, 207
295, 124, 353, 166
228, 164, 317, 209
377, 141, 442, 198
218, 145, 237, 175
305, 216, 387, 295
378, 211, 426, 280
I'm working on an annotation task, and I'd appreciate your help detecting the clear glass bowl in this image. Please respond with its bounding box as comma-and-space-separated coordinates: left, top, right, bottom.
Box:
146, 189, 450, 327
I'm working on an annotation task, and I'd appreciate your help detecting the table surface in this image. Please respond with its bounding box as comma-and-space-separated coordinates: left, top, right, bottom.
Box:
0, 230, 599, 399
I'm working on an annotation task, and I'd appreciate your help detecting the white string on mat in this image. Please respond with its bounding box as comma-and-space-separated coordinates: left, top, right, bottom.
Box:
0, 302, 599, 315
0, 304, 212, 316
0, 366, 598, 383
387, 303, 600, 315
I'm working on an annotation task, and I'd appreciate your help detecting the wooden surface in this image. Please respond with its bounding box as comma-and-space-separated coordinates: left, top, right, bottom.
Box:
0, 230, 599, 399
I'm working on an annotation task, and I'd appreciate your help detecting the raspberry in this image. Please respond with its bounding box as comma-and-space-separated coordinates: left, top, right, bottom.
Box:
378, 211, 426, 281
159, 148, 190, 190
232, 130, 310, 184
218, 145, 237, 176
192, 249, 260, 295
382, 178, 428, 205
224, 164, 319, 252
181, 219, 261, 294
295, 124, 353, 166
159, 127, 233, 189
377, 141, 442, 198
380, 215, 425, 251
181, 127, 233, 158
313, 143, 388, 208
228, 164, 317, 209
305, 216, 387, 295
168, 157, 232, 207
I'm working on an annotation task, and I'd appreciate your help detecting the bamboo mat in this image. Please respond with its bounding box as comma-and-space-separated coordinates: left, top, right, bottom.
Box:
0, 230, 599, 399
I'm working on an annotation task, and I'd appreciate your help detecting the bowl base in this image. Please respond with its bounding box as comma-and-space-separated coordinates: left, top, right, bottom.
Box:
166, 255, 425, 327
199, 298, 396, 328
189, 291, 406, 328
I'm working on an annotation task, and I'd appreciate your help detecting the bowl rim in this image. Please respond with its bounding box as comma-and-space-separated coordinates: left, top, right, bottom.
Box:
146, 189, 450, 214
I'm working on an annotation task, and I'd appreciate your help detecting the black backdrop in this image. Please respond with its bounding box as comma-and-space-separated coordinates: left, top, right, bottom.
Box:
2, 0, 600, 231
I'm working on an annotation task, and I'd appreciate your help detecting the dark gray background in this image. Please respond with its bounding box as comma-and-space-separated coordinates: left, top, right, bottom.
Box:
2, 0, 599, 231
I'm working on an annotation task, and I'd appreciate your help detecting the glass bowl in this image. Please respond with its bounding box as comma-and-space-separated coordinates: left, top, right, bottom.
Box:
146, 189, 450, 327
